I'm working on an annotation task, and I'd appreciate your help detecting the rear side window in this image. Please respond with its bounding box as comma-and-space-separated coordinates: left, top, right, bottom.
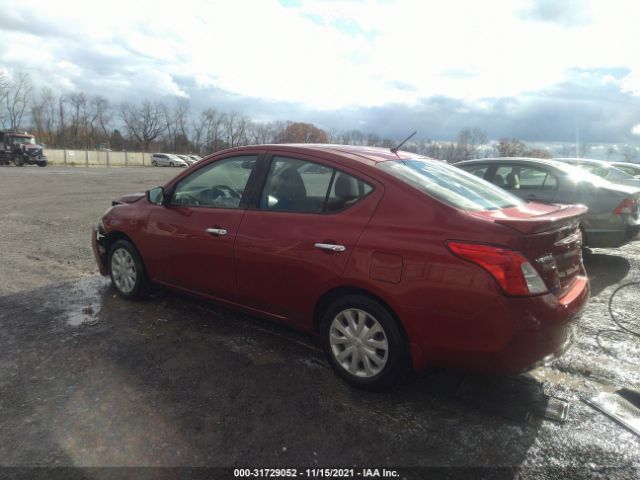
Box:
493, 165, 558, 191
260, 156, 372, 213
378, 159, 524, 211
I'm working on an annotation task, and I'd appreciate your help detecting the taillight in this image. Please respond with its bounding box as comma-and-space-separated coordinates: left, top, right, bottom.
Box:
446, 242, 548, 296
614, 197, 638, 215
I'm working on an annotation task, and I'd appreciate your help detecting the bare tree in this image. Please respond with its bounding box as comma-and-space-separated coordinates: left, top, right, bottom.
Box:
455, 127, 488, 161
495, 138, 526, 157
0, 72, 9, 126
120, 100, 164, 152
246, 121, 276, 145
192, 108, 226, 154
622, 145, 638, 163
224, 111, 249, 147
174, 99, 190, 152
89, 96, 112, 147
3, 72, 32, 130
578, 143, 591, 158
67, 92, 88, 147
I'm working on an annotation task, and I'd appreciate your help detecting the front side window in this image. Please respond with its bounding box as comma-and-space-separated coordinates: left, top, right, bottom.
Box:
259, 156, 372, 213
170, 155, 257, 208
378, 159, 524, 211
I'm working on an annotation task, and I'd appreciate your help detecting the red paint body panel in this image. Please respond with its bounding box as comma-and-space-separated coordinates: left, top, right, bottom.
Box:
94, 145, 590, 374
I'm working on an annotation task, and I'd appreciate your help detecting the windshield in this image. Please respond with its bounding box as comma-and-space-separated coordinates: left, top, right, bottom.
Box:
7, 135, 36, 145
378, 159, 524, 211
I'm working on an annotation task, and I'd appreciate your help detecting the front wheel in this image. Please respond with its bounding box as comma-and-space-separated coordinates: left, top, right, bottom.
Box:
152, 160, 158, 167
13, 155, 24, 167
37, 161, 47, 167
108, 239, 149, 300
320, 294, 409, 390
169, 162, 174, 167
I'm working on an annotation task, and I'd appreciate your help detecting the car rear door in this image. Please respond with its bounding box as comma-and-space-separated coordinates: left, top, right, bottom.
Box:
143, 153, 262, 299
234, 152, 383, 324
489, 163, 559, 204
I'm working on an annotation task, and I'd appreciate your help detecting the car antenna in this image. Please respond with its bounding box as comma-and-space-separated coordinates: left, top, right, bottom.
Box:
390, 131, 417, 154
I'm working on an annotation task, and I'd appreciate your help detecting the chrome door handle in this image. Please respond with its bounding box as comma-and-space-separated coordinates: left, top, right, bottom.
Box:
206, 228, 228, 236
314, 243, 346, 252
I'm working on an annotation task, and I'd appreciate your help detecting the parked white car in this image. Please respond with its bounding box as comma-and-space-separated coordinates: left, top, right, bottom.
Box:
177, 155, 196, 166
151, 153, 188, 167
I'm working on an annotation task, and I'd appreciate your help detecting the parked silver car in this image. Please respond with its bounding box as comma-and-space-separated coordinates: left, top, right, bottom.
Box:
554, 158, 640, 188
455, 157, 640, 248
610, 161, 640, 177
151, 153, 188, 167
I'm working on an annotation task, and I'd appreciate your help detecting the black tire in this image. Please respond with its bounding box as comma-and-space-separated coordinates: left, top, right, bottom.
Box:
108, 239, 149, 300
319, 294, 409, 390
169, 162, 174, 167
13, 155, 24, 167
37, 162, 47, 167
152, 160, 158, 167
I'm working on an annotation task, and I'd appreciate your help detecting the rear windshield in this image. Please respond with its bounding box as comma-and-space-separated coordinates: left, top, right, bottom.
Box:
377, 159, 524, 211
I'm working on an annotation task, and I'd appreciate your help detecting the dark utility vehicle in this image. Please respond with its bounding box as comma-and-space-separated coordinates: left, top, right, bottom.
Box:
0, 131, 48, 167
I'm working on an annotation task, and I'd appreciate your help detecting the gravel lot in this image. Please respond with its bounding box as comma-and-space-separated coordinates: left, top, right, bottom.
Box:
0, 166, 638, 477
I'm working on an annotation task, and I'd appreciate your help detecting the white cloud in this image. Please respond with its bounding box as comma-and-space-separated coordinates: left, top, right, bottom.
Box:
0, 0, 639, 111
632, 124, 640, 136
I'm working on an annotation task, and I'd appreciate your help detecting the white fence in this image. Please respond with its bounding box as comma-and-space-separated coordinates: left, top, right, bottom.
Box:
45, 149, 154, 167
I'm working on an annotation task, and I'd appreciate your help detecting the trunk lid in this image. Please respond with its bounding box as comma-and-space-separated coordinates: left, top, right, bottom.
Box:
469, 202, 588, 296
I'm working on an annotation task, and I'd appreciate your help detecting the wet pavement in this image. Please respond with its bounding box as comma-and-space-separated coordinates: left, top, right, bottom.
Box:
0, 168, 639, 477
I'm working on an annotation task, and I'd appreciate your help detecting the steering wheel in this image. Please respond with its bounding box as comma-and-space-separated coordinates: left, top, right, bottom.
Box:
210, 185, 241, 199
177, 192, 201, 205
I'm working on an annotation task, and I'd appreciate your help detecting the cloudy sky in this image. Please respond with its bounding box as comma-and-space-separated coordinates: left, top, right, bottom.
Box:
1, 0, 639, 142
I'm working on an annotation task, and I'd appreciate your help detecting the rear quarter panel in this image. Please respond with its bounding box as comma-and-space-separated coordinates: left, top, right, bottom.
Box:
338, 177, 529, 364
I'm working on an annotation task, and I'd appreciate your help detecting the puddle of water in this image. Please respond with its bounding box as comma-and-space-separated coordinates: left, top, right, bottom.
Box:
41, 276, 108, 326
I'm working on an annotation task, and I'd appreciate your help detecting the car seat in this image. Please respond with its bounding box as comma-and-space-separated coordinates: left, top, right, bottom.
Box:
271, 167, 307, 210
505, 171, 520, 190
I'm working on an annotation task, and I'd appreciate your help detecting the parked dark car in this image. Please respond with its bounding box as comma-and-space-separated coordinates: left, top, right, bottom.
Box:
456, 157, 640, 248
93, 145, 589, 389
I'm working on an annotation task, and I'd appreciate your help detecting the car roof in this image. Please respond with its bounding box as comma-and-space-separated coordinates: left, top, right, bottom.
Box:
553, 157, 611, 166
611, 161, 640, 167
222, 144, 431, 167
456, 157, 569, 169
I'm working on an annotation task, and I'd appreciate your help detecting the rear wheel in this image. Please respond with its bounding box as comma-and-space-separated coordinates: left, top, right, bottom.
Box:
13, 155, 24, 167
108, 239, 149, 300
320, 294, 409, 390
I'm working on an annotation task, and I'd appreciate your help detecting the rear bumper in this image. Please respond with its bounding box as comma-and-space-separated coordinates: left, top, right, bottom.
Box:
91, 226, 108, 275
584, 226, 639, 248
409, 276, 590, 374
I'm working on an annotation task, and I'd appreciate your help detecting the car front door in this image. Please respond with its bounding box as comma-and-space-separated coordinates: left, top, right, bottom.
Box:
143, 154, 261, 299
234, 153, 383, 324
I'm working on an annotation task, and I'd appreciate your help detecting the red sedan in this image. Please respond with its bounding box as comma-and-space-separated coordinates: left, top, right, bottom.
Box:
92, 145, 589, 390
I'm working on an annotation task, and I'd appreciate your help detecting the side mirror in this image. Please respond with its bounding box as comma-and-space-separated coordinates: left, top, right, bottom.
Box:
147, 186, 165, 205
